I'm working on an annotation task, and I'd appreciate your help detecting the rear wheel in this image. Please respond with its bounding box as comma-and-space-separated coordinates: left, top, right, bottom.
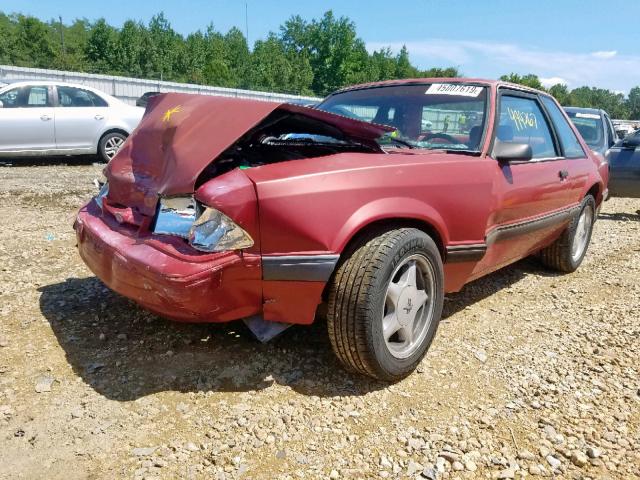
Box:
98, 132, 127, 162
327, 228, 444, 381
539, 195, 596, 272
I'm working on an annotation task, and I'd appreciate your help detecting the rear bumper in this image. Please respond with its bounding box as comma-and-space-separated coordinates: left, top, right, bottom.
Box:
74, 202, 262, 322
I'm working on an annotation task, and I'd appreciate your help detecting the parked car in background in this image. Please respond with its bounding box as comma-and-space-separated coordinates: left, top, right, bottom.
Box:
613, 122, 636, 139
0, 81, 144, 162
605, 129, 640, 198
564, 107, 617, 155
136, 91, 161, 108
75, 80, 608, 381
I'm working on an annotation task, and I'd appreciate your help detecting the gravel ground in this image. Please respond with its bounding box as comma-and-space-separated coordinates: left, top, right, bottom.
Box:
0, 163, 639, 480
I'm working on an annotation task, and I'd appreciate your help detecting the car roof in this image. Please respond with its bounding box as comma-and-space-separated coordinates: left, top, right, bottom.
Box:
0, 80, 110, 95
330, 77, 548, 96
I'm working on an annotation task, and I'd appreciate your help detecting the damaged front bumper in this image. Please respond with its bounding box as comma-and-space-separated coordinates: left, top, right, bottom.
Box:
74, 201, 262, 322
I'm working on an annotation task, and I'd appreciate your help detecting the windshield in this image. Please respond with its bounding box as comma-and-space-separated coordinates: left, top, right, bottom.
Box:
565, 111, 604, 148
317, 83, 488, 151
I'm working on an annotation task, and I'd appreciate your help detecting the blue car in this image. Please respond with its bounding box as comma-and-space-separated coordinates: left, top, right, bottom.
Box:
564, 107, 617, 155
605, 130, 640, 198
565, 107, 639, 198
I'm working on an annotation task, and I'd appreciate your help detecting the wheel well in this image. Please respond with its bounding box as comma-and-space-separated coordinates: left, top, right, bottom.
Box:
341, 218, 445, 259
586, 183, 600, 203
99, 128, 129, 146
319, 218, 445, 303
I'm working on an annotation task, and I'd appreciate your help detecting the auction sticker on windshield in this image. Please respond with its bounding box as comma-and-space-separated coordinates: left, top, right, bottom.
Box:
425, 84, 483, 97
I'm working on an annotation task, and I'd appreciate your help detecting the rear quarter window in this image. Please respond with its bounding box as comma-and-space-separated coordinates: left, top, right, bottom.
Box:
541, 97, 586, 158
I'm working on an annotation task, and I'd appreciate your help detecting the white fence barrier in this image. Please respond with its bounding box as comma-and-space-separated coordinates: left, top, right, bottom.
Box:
0, 65, 321, 106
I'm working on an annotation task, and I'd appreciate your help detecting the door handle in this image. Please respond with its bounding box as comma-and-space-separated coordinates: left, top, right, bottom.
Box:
559, 170, 569, 180
40, 114, 51, 121
94, 114, 104, 120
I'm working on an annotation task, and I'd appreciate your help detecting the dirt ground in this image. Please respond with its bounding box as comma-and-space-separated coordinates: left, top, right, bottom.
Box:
0, 162, 638, 480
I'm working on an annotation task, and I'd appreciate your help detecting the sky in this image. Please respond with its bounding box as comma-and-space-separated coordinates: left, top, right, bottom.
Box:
4, 0, 640, 93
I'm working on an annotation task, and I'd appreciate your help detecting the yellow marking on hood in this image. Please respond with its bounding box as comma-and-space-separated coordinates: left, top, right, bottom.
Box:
162, 105, 182, 123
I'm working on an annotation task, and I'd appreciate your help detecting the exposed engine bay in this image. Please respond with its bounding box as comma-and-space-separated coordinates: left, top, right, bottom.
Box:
195, 110, 384, 187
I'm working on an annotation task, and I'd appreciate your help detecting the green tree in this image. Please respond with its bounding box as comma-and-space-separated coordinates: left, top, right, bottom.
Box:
13, 15, 55, 68
113, 20, 146, 77
395, 45, 418, 78
500, 73, 545, 90
0, 13, 16, 64
223, 27, 250, 88
369, 47, 397, 81
568, 86, 628, 119
247, 33, 312, 94
85, 18, 117, 73
627, 86, 640, 120
144, 13, 180, 80
178, 30, 208, 83
201, 25, 232, 87
421, 66, 460, 78
280, 11, 373, 95
548, 83, 570, 105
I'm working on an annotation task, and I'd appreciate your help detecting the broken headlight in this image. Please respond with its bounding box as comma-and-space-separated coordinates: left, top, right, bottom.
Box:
153, 197, 197, 239
94, 181, 109, 210
188, 207, 254, 252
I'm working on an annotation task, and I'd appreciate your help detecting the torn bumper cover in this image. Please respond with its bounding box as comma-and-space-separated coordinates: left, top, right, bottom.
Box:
74, 201, 262, 322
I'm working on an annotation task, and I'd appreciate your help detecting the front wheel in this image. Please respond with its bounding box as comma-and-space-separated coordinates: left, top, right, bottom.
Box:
539, 195, 596, 272
98, 132, 127, 162
327, 228, 444, 381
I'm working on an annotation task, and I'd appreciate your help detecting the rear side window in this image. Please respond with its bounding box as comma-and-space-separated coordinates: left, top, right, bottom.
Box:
496, 95, 558, 159
25, 86, 50, 107
541, 96, 586, 158
57, 86, 108, 107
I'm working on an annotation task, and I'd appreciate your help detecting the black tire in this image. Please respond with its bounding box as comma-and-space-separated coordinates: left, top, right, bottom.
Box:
327, 228, 444, 381
98, 131, 127, 163
539, 195, 596, 273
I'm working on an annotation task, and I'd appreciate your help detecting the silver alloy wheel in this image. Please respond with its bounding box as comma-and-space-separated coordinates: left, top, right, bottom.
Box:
104, 135, 125, 160
571, 204, 594, 262
382, 253, 436, 359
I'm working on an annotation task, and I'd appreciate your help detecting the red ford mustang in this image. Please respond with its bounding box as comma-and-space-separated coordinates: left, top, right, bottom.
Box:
75, 79, 609, 381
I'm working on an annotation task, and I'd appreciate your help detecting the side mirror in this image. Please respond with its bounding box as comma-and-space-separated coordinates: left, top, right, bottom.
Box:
493, 140, 533, 162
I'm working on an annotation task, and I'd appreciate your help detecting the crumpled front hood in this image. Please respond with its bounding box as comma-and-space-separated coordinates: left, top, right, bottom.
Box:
106, 93, 392, 216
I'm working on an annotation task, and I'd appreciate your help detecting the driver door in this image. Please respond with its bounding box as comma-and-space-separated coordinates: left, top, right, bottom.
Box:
474, 91, 573, 275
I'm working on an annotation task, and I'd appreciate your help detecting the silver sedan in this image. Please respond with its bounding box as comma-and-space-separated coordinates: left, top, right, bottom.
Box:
0, 81, 144, 162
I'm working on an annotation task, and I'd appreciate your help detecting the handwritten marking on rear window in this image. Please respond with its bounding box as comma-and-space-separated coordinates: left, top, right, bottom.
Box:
425, 84, 483, 97
507, 107, 538, 132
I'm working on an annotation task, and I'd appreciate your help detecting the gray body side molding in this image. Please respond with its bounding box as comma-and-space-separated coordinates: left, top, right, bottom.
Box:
262, 254, 340, 282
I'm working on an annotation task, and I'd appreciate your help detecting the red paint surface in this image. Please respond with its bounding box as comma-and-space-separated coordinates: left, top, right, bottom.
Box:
106, 94, 391, 216
76, 201, 262, 322
76, 79, 607, 325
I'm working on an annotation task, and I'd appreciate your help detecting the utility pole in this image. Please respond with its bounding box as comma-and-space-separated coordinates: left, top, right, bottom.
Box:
245, 1, 249, 45
59, 16, 66, 60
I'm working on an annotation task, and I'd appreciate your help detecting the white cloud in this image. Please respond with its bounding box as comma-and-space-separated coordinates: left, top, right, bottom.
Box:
540, 77, 569, 88
366, 40, 640, 93
591, 50, 617, 59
